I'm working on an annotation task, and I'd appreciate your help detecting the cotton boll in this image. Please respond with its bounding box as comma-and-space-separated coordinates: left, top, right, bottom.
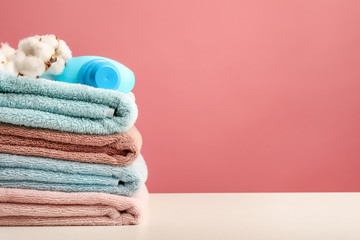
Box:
15, 35, 57, 77
19, 37, 55, 62
0, 43, 16, 73
17, 36, 40, 55
34, 43, 55, 62
0, 55, 6, 71
3, 61, 14, 72
41, 34, 58, 48
46, 57, 65, 75
13, 50, 45, 77
56, 40, 72, 60
18, 36, 55, 62
40, 35, 72, 61
0, 55, 14, 72
47, 39, 72, 75
0, 55, 6, 62
0, 43, 16, 61
13, 34, 72, 77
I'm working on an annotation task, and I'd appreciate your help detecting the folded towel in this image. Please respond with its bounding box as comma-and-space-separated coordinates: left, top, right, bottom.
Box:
0, 123, 142, 166
0, 186, 148, 226
0, 70, 138, 134
0, 153, 147, 196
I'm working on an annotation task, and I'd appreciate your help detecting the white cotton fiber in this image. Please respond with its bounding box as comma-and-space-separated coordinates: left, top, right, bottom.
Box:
0, 55, 6, 71
46, 57, 65, 75
13, 50, 45, 77
56, 40, 72, 60
41, 35, 59, 48
18, 35, 54, 61
46, 38, 72, 75
13, 34, 72, 77
2, 61, 14, 72
0, 43, 16, 61
0, 42, 16, 72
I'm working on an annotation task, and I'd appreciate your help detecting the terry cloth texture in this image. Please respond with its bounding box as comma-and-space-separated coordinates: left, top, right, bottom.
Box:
0, 186, 149, 226
0, 70, 138, 135
0, 153, 147, 196
0, 123, 142, 166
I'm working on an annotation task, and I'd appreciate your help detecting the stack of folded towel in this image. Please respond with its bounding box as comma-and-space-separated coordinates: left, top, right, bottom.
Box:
0, 70, 148, 226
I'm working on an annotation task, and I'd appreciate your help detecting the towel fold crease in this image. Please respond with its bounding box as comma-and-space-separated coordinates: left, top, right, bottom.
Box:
0, 153, 148, 196
0, 70, 138, 134
0, 186, 148, 226
0, 123, 142, 166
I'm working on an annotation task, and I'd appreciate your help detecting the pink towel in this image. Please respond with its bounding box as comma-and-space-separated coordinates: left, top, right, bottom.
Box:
0, 186, 148, 226
0, 123, 142, 166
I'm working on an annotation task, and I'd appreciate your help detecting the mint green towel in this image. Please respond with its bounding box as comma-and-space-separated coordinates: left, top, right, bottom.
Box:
0, 70, 138, 135
0, 153, 147, 196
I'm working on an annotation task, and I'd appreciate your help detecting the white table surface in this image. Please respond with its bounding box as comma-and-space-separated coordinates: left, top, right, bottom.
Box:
1, 192, 360, 240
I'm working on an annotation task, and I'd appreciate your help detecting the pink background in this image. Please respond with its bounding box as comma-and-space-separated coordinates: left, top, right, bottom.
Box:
1, 0, 360, 193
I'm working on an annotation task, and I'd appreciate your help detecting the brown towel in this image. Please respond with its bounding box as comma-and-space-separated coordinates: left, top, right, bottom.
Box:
0, 123, 142, 166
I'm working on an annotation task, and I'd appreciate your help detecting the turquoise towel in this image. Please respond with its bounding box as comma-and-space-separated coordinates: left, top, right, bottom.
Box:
0, 153, 147, 196
0, 70, 138, 135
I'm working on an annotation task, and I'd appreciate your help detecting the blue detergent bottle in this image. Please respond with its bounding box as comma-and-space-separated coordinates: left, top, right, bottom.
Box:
44, 56, 135, 93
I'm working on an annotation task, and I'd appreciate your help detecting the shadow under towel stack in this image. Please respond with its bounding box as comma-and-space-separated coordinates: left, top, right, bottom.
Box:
0, 70, 149, 226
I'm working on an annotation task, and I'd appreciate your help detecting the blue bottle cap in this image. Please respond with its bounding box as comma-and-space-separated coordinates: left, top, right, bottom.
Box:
80, 59, 121, 90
